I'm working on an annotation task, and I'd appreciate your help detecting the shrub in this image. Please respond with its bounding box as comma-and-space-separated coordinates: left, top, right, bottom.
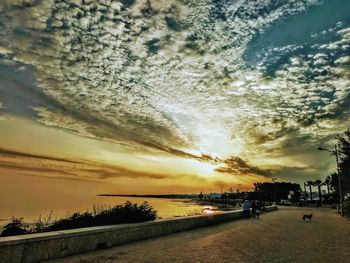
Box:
31, 211, 56, 233
0, 201, 157, 236
47, 212, 95, 231
0, 217, 28, 237
94, 201, 157, 225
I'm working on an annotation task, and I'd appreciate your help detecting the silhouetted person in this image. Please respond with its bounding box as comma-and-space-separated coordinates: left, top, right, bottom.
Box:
256, 201, 262, 218
243, 200, 250, 218
251, 201, 257, 218
261, 202, 266, 213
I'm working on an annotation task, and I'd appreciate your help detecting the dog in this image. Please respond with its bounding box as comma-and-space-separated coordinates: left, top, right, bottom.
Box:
302, 214, 313, 221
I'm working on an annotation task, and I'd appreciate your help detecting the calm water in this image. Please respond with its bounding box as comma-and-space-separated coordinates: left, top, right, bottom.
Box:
0, 196, 218, 224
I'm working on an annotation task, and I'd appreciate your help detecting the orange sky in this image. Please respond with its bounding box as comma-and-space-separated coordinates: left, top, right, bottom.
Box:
1, 0, 348, 209
0, 116, 265, 198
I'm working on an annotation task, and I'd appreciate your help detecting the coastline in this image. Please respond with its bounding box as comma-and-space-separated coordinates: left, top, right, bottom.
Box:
97, 194, 240, 212
97, 194, 198, 199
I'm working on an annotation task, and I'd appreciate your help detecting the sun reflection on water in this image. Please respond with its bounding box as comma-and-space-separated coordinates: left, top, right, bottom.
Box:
203, 206, 216, 214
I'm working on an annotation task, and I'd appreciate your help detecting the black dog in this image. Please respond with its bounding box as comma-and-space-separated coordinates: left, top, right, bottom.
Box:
302, 214, 313, 220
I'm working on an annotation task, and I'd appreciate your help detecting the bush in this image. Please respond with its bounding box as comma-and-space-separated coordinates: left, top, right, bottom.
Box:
47, 212, 95, 231
0, 217, 28, 237
31, 211, 56, 233
94, 201, 157, 225
0, 201, 157, 237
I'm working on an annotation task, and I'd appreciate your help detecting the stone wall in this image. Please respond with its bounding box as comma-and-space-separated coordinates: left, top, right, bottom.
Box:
0, 206, 278, 263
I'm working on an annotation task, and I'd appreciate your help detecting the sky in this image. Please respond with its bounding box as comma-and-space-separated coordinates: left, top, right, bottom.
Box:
0, 0, 349, 195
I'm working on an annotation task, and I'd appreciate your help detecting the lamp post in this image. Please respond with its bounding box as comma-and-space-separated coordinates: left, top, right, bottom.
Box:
272, 177, 277, 203
318, 146, 344, 217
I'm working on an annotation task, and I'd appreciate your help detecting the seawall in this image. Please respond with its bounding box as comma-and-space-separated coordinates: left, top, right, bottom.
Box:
0, 206, 278, 263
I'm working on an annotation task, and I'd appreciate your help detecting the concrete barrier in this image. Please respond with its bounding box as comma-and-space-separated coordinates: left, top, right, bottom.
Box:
0, 206, 277, 263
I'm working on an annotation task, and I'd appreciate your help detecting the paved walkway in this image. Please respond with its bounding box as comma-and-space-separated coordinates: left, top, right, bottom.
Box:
50, 207, 350, 263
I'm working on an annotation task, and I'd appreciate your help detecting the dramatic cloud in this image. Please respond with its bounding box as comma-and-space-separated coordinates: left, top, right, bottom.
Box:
0, 147, 82, 164
215, 156, 272, 177
0, 147, 210, 183
0, 0, 349, 183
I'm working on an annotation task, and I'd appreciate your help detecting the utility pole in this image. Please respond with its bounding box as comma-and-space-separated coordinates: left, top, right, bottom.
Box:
272, 178, 277, 203
334, 144, 344, 217
318, 145, 344, 217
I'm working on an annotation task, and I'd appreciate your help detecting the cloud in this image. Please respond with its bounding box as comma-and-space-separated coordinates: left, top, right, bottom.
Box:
0, 147, 82, 164
213, 155, 329, 182
335, 56, 350, 65
266, 165, 325, 182
0, 147, 209, 184
0, 0, 349, 183
215, 156, 271, 177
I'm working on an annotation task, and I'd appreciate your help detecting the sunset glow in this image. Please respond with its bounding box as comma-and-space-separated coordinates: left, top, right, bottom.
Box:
0, 0, 349, 200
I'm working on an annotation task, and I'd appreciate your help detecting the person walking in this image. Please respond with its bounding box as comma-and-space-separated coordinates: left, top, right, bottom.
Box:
251, 201, 257, 218
256, 201, 261, 219
243, 200, 250, 218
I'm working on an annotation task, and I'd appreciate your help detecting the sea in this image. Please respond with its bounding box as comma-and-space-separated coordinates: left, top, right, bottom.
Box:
0, 196, 218, 225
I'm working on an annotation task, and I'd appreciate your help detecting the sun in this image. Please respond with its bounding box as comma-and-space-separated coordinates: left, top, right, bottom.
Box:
194, 162, 216, 177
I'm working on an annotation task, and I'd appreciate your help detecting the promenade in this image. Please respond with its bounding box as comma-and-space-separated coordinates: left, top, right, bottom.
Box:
50, 207, 350, 263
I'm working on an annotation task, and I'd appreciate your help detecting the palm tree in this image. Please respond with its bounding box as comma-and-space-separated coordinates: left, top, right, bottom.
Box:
314, 179, 323, 205
324, 176, 331, 194
306, 181, 314, 201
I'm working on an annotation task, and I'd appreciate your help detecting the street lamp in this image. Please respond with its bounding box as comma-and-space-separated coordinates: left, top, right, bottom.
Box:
318, 145, 344, 217
272, 177, 278, 203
